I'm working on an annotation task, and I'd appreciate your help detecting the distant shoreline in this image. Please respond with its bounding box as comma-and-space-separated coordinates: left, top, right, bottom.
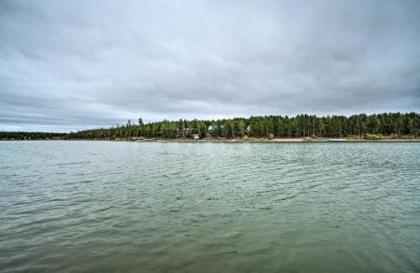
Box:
1, 137, 420, 143
2, 112, 418, 142
134, 137, 420, 143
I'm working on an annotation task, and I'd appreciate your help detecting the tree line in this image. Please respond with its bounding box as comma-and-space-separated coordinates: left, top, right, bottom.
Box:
67, 112, 419, 139
0, 131, 67, 140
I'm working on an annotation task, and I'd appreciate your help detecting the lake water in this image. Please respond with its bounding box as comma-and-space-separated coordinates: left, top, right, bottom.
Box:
0, 141, 419, 273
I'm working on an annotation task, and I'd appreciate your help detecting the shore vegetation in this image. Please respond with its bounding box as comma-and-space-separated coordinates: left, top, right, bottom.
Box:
68, 112, 419, 140
1, 113, 418, 141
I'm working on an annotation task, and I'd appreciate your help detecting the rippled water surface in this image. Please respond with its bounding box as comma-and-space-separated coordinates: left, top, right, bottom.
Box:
1, 141, 419, 273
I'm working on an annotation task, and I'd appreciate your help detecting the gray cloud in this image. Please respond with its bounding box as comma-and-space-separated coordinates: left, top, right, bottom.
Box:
1, 0, 419, 132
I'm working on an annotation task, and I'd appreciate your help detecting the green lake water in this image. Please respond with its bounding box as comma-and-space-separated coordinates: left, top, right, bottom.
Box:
0, 141, 419, 273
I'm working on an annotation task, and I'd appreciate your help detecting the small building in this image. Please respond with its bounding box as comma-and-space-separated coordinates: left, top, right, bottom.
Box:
192, 134, 200, 140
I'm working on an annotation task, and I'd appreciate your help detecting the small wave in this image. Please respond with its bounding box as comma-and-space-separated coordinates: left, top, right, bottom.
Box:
55, 161, 91, 166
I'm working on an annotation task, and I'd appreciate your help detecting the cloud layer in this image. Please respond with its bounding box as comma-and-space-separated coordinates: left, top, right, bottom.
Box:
1, 0, 419, 131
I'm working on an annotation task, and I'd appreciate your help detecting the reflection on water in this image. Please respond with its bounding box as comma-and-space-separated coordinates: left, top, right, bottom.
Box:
0, 141, 419, 273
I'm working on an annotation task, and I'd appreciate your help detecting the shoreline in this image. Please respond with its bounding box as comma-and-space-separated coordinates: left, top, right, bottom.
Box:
141, 138, 420, 143
1, 138, 420, 143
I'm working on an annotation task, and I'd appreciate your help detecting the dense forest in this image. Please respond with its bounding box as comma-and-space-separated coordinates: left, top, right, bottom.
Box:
0, 131, 66, 140
67, 112, 419, 140
1, 113, 418, 140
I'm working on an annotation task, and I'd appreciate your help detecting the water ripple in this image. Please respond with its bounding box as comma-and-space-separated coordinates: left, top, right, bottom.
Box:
0, 141, 419, 273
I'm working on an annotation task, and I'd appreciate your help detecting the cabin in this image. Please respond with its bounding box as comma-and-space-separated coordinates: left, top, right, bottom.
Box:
192, 134, 200, 140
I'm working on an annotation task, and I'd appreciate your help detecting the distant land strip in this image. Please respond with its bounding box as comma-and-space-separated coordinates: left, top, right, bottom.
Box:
1, 112, 419, 141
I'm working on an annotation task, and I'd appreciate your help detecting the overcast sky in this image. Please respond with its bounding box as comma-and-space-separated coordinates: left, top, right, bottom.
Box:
1, 0, 419, 132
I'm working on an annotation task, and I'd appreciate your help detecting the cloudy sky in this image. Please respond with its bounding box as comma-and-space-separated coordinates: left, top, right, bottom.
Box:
1, 0, 419, 132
